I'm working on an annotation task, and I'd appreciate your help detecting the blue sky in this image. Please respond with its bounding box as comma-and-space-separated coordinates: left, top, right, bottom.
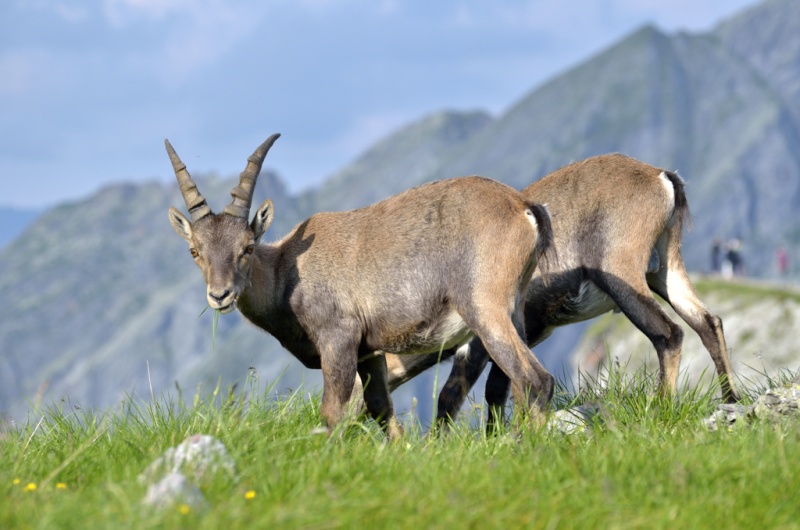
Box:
1, 0, 757, 208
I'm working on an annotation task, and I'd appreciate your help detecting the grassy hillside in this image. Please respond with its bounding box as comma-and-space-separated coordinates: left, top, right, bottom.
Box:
2, 372, 799, 529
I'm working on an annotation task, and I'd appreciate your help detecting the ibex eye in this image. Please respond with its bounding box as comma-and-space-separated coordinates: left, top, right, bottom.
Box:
244, 245, 255, 255
190, 248, 199, 258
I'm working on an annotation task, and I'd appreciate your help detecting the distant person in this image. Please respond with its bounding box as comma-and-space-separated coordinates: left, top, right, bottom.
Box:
776, 246, 789, 277
726, 238, 744, 277
710, 237, 722, 274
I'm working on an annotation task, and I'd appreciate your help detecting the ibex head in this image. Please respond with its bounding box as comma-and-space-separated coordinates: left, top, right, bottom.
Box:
167, 134, 280, 313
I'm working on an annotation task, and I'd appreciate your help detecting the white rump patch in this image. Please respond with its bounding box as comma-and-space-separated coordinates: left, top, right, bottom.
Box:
525, 209, 538, 228
659, 171, 676, 209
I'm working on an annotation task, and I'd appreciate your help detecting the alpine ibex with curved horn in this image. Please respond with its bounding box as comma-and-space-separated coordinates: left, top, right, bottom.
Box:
381, 154, 740, 429
167, 134, 554, 439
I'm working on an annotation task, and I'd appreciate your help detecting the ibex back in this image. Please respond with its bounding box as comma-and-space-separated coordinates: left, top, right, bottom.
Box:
167, 134, 554, 439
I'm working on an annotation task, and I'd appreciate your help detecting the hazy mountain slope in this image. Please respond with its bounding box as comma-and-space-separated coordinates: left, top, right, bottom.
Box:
296, 110, 493, 213
0, 172, 311, 422
663, 30, 800, 274
0, 206, 41, 250
423, 26, 695, 186
715, 0, 800, 124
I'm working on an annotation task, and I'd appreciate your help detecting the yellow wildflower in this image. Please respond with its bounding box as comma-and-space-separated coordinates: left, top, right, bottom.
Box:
24, 483, 37, 492
244, 490, 256, 500
178, 504, 191, 515
12, 478, 20, 485
56, 483, 67, 490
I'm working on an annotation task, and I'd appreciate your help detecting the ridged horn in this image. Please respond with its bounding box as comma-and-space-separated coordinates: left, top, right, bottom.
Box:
165, 139, 213, 223
223, 133, 281, 219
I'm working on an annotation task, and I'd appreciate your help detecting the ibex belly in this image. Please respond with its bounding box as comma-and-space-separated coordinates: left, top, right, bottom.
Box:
378, 310, 473, 356
554, 280, 618, 325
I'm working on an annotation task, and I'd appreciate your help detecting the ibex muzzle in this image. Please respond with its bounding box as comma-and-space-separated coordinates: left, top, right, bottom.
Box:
167, 134, 555, 438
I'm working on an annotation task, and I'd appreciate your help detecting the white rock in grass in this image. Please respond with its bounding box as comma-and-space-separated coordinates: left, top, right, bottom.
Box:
752, 385, 800, 422
703, 403, 751, 432
143, 472, 208, 512
547, 403, 603, 435
704, 383, 800, 431
139, 434, 236, 486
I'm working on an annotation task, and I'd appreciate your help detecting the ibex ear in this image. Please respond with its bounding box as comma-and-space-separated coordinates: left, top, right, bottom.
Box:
168, 207, 193, 243
251, 199, 274, 242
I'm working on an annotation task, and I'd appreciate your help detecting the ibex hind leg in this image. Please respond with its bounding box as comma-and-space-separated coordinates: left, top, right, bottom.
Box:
594, 271, 684, 396
435, 341, 490, 432
435, 339, 514, 435
482, 317, 554, 433
460, 307, 554, 428
484, 362, 511, 434
435, 343, 511, 435
648, 253, 740, 403
357, 354, 403, 441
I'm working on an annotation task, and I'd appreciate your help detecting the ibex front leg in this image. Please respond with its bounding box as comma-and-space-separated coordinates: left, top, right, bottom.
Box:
436, 343, 489, 432
358, 354, 403, 440
317, 329, 359, 436
595, 272, 684, 396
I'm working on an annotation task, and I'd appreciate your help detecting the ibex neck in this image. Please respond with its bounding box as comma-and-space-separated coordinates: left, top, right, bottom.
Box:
237, 244, 281, 322
234, 243, 318, 367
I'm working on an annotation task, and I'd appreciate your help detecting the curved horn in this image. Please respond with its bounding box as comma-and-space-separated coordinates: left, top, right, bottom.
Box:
223, 133, 281, 219
165, 139, 213, 223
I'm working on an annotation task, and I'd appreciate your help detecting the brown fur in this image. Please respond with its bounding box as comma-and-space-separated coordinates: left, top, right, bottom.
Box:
167, 135, 555, 439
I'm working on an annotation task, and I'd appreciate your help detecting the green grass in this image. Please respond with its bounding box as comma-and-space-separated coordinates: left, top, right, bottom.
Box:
693, 277, 800, 304
2, 371, 800, 529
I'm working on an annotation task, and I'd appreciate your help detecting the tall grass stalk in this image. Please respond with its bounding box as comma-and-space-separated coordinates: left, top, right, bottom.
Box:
429, 343, 446, 428
198, 305, 221, 348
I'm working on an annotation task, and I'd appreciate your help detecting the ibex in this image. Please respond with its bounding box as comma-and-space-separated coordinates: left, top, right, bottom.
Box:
381, 154, 741, 429
166, 134, 554, 439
